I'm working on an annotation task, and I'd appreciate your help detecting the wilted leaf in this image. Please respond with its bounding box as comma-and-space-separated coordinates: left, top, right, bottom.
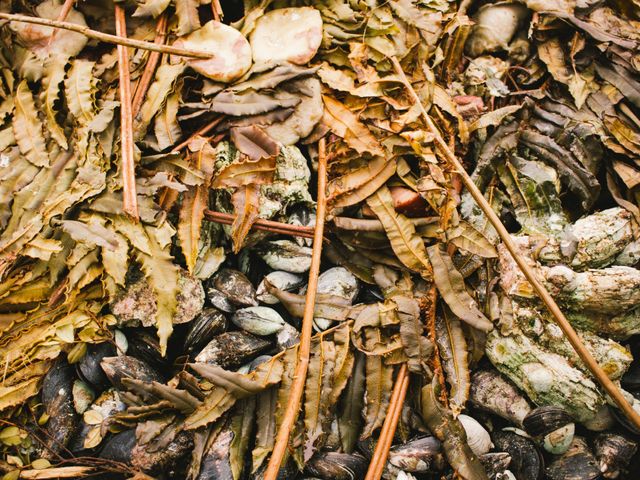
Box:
211, 155, 276, 188
40, 57, 69, 150
136, 63, 185, 138
328, 156, 397, 209
338, 351, 365, 453
230, 125, 280, 161
211, 90, 301, 116
133, 0, 170, 17
360, 355, 393, 439
448, 221, 497, 258
231, 184, 260, 253
13, 81, 49, 167
65, 60, 96, 124
175, 0, 200, 35
396, 295, 432, 374
436, 307, 470, 416
178, 185, 208, 274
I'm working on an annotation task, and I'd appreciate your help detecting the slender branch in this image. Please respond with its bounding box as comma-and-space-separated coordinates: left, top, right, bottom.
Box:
391, 55, 640, 431
203, 210, 316, 239
263, 138, 328, 480
172, 116, 224, 152
364, 364, 409, 480
211, 0, 222, 21
115, 5, 138, 221
132, 14, 168, 118
47, 0, 75, 46
0, 12, 213, 59
332, 216, 438, 232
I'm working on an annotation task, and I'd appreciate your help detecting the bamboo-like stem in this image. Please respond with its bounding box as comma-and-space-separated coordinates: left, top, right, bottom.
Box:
115, 6, 138, 221
263, 138, 328, 480
390, 55, 640, 430
47, 0, 75, 46
132, 14, 168, 118
203, 210, 316, 239
172, 116, 224, 152
0, 12, 212, 58
364, 364, 410, 480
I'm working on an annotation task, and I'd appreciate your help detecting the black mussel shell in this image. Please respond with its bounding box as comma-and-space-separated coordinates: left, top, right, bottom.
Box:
493, 430, 544, 480
125, 329, 169, 369
305, 452, 368, 480
546, 437, 601, 480
593, 433, 637, 479
196, 428, 233, 480
480, 452, 512, 478
100, 429, 137, 464
77, 342, 116, 389
523, 405, 573, 437
212, 269, 258, 307
100, 355, 163, 389
41, 359, 79, 456
184, 307, 228, 356
194, 331, 272, 369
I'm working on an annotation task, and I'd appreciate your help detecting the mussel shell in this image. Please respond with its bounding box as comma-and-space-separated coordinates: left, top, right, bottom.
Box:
100, 429, 137, 464
77, 342, 116, 389
305, 452, 367, 480
207, 287, 237, 313
258, 240, 312, 273
480, 452, 512, 479
232, 306, 286, 336
212, 269, 258, 307
197, 428, 233, 480
257, 271, 305, 304
194, 331, 272, 368
388, 436, 443, 473
41, 359, 79, 455
593, 433, 637, 479
493, 430, 544, 480
100, 355, 163, 389
523, 405, 573, 437
546, 437, 601, 480
69, 389, 126, 453
126, 329, 169, 369
470, 370, 532, 426
184, 307, 228, 355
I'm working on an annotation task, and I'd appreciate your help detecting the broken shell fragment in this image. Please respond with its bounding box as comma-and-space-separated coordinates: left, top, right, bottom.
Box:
173, 21, 252, 82
593, 433, 637, 479
212, 268, 258, 307
257, 271, 305, 304
258, 240, 312, 273
232, 306, 286, 336
458, 414, 493, 456
250, 7, 323, 67
194, 331, 272, 368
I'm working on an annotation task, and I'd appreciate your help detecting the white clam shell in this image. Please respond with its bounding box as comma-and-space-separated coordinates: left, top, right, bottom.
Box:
459, 414, 493, 456
232, 306, 286, 336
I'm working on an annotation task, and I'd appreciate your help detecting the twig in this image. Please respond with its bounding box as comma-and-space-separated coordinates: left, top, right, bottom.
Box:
211, 0, 222, 21
47, 0, 75, 46
115, 5, 138, 221
332, 216, 438, 232
364, 364, 409, 480
390, 55, 640, 431
263, 138, 328, 480
172, 116, 224, 152
203, 210, 316, 239
132, 14, 168, 118
0, 12, 212, 59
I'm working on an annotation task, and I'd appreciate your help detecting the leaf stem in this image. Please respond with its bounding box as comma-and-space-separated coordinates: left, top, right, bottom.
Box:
263, 138, 328, 480
364, 364, 409, 480
203, 210, 317, 239
0, 12, 213, 59
132, 13, 168, 118
115, 5, 138, 221
391, 55, 640, 431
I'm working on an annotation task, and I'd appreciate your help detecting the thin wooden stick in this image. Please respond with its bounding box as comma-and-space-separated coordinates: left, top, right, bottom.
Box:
172, 116, 225, 152
364, 364, 409, 480
211, 0, 222, 21
115, 6, 138, 221
132, 14, 168, 118
203, 210, 316, 239
390, 55, 640, 430
47, 0, 75, 46
0, 12, 212, 58
263, 138, 328, 480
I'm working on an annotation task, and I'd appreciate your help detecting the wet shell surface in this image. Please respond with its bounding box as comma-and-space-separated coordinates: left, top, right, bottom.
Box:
212, 268, 258, 307
308, 266, 358, 330
184, 307, 229, 355
100, 356, 163, 390
232, 306, 286, 336
194, 331, 272, 368
257, 271, 305, 304
258, 240, 313, 273
459, 414, 493, 456
546, 437, 601, 480
593, 433, 637, 479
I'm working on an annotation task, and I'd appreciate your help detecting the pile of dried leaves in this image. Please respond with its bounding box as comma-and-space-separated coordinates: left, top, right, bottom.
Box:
2, 0, 640, 479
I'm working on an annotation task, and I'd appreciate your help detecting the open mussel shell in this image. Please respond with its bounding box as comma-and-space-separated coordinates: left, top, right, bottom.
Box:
387, 436, 444, 473
184, 307, 228, 355
493, 429, 544, 480
305, 452, 367, 480
593, 433, 637, 479
232, 306, 286, 336
212, 268, 258, 307
77, 342, 116, 389
194, 331, 272, 368
546, 437, 601, 480
100, 355, 163, 389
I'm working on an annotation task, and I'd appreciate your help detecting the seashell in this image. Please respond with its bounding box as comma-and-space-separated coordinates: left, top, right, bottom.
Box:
388, 436, 444, 473
546, 437, 601, 480
100, 356, 163, 390
77, 342, 116, 389
459, 414, 493, 456
125, 329, 170, 370
207, 287, 237, 313
305, 452, 368, 480
480, 452, 512, 479
470, 370, 532, 426
41, 359, 79, 456
212, 269, 258, 307
232, 306, 286, 336
465, 2, 530, 58
523, 405, 575, 454
493, 430, 544, 480
581, 405, 616, 432
72, 379, 95, 414
593, 433, 637, 479
197, 428, 233, 480
257, 271, 305, 304
195, 331, 272, 368
258, 240, 312, 273
276, 322, 300, 350
70, 389, 126, 453
184, 307, 228, 355
309, 266, 358, 331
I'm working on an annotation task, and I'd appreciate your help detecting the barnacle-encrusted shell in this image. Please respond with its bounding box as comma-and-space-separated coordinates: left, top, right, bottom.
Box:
594, 433, 637, 479
470, 369, 532, 426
